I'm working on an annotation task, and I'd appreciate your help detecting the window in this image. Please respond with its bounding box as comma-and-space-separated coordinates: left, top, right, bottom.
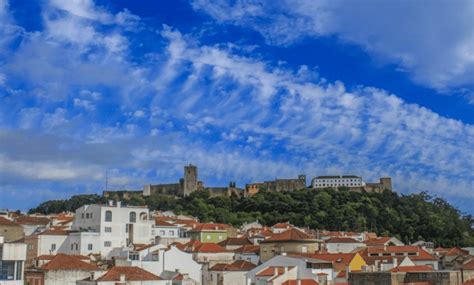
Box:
129, 212, 137, 223
104, 241, 111, 247
152, 253, 159, 261
86, 213, 90, 219
105, 227, 112, 233
302, 246, 308, 253
51, 244, 56, 251
218, 235, 223, 240
81, 213, 85, 219
105, 210, 112, 222
88, 244, 93, 251
0, 261, 15, 280
129, 252, 139, 261
90, 213, 93, 219
71, 244, 74, 250
27, 244, 33, 250
125, 225, 129, 233
160, 230, 165, 236
206, 235, 211, 240
169, 230, 174, 236
16, 261, 22, 280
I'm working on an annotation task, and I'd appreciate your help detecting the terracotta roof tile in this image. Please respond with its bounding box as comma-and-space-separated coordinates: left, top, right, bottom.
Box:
40, 254, 99, 271
218, 237, 252, 247
97, 266, 161, 281
272, 222, 294, 229
0, 216, 19, 226
262, 228, 315, 243
210, 260, 256, 271
38, 229, 70, 236
365, 237, 392, 246
15, 216, 50, 225
256, 266, 289, 277
446, 247, 470, 257
155, 219, 176, 227
36, 254, 89, 261
189, 223, 228, 232
281, 280, 319, 285
463, 279, 474, 285
234, 245, 260, 254
193, 243, 230, 253
462, 259, 474, 270
326, 237, 362, 243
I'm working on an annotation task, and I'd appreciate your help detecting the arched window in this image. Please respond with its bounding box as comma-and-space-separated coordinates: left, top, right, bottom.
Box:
129, 212, 136, 223
105, 210, 112, 222
139, 212, 147, 221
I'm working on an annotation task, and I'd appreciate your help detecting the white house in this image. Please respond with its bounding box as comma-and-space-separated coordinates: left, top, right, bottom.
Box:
312, 175, 364, 189
209, 260, 256, 285
0, 236, 27, 285
325, 237, 365, 253
72, 201, 153, 258
112, 244, 202, 284
25, 254, 105, 285
245, 255, 332, 285
233, 245, 260, 265
152, 220, 187, 245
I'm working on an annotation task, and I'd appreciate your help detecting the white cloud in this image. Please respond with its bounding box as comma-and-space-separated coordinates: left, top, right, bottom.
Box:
1, 0, 474, 212
192, 0, 474, 91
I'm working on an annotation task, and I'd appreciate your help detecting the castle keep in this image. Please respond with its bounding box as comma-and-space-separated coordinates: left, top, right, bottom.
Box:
143, 164, 204, 196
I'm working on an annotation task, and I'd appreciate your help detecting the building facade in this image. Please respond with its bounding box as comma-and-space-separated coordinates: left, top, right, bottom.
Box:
0, 236, 27, 285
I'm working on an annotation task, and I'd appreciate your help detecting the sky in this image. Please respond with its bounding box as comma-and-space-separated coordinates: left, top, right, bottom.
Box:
0, 0, 473, 214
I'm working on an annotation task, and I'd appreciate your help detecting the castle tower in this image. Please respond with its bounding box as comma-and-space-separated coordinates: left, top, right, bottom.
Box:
380, 177, 392, 191
183, 164, 198, 196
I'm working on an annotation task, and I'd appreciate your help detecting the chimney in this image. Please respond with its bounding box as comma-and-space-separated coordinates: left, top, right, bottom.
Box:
116, 201, 121, 208
108, 200, 114, 206
119, 274, 126, 282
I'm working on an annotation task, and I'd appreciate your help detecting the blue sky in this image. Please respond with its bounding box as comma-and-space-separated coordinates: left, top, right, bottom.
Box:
0, 0, 473, 214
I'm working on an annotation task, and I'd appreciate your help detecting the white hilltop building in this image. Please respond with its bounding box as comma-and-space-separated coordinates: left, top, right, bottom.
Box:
71, 201, 153, 258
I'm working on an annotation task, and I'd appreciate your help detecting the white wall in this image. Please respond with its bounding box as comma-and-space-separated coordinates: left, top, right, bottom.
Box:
326, 242, 364, 253
44, 269, 104, 285
72, 203, 153, 258
37, 234, 68, 256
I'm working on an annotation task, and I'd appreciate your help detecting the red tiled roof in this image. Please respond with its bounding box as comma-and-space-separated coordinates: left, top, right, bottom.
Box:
463, 279, 474, 285
446, 247, 470, 257
462, 259, 474, 270
0, 216, 19, 226
282, 280, 319, 285
262, 228, 315, 243
155, 219, 176, 227
272, 222, 294, 229
170, 242, 186, 251
210, 260, 256, 271
325, 237, 362, 243
365, 237, 392, 246
38, 229, 69, 236
15, 216, 50, 225
193, 243, 230, 253
36, 254, 89, 261
357, 246, 438, 264
256, 266, 290, 277
218, 237, 252, 247
97, 266, 161, 281
390, 265, 434, 272
189, 223, 228, 232
234, 245, 260, 254
40, 254, 99, 271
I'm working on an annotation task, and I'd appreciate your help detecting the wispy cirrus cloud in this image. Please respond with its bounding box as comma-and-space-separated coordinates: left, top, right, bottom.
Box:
192, 0, 474, 92
0, 0, 473, 213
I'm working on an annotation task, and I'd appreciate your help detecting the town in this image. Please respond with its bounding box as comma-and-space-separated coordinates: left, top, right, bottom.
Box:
0, 165, 473, 285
